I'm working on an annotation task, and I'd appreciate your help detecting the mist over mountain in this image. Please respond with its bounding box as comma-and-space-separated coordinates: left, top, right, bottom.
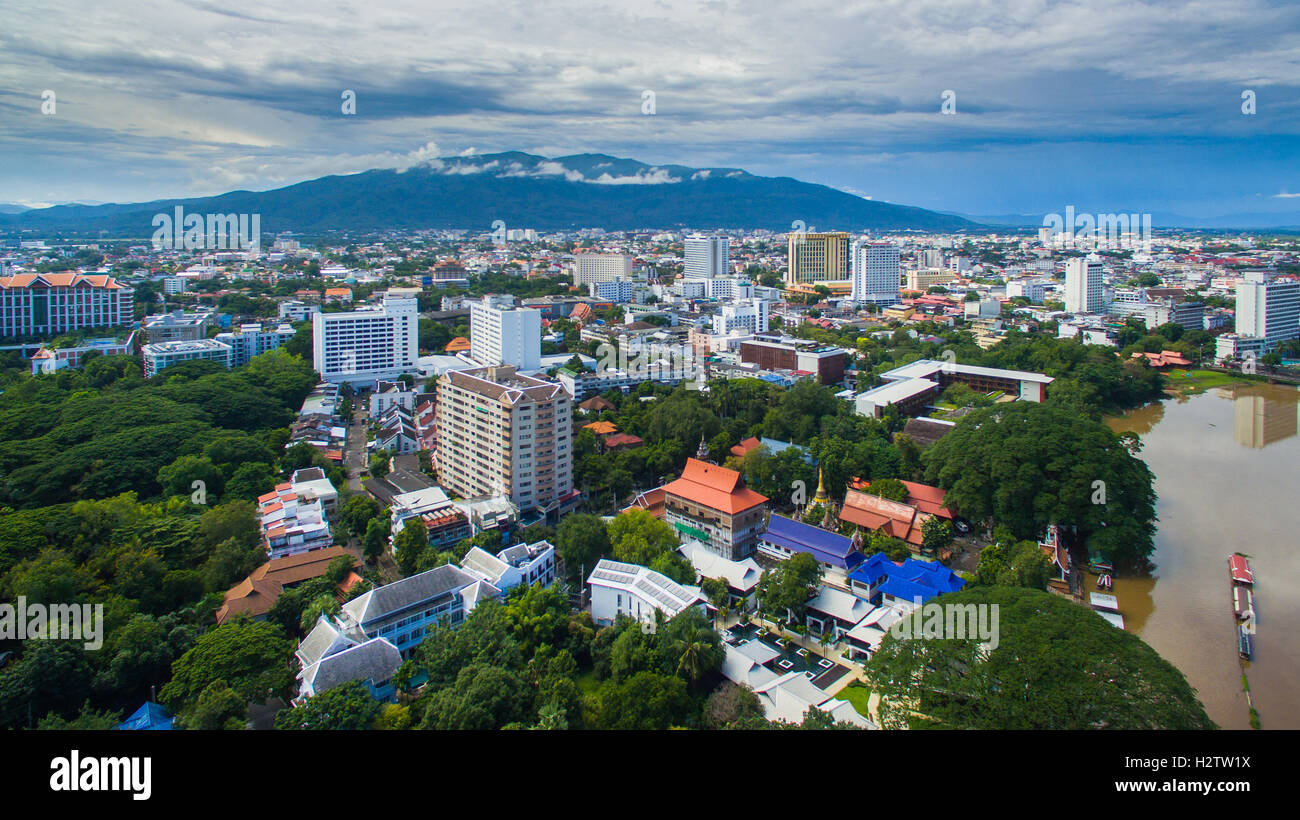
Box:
0, 151, 980, 236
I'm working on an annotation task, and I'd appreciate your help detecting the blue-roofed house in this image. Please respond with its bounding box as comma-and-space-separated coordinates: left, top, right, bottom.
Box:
848, 554, 964, 610
116, 701, 174, 731
757, 514, 863, 574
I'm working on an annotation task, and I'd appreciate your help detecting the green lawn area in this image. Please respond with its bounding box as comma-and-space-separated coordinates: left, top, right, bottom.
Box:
834, 682, 873, 718
1165, 369, 1251, 393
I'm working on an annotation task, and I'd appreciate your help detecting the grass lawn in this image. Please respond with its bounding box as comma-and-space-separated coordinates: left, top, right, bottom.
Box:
1165, 368, 1251, 394
834, 682, 873, 718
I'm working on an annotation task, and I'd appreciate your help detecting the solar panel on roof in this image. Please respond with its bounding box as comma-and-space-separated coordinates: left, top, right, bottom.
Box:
591, 569, 633, 584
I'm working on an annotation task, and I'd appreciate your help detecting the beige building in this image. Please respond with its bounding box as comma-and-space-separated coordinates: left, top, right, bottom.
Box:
904, 267, 957, 291
573, 254, 633, 286
436, 366, 574, 516
786, 232, 851, 285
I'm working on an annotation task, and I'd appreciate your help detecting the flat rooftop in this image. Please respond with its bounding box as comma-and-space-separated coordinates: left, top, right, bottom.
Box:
880, 359, 1054, 385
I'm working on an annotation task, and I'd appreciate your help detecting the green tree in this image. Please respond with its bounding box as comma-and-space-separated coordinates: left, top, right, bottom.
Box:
275, 681, 383, 730
757, 552, 823, 622
556, 514, 611, 583
160, 620, 295, 710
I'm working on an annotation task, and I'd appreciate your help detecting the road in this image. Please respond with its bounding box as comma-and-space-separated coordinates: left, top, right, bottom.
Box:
345, 406, 369, 493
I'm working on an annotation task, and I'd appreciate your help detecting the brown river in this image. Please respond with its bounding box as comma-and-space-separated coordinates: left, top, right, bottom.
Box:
1105, 382, 1299, 730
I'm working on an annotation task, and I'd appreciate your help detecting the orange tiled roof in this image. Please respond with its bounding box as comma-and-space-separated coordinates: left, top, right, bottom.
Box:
839, 488, 928, 547
444, 336, 472, 352
662, 458, 768, 515
583, 421, 618, 435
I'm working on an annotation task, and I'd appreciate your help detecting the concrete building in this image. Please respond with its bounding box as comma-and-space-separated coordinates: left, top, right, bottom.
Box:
1064, 257, 1104, 314
215, 322, 295, 367
588, 279, 639, 303
469, 296, 541, 371
855, 359, 1053, 419
786, 232, 851, 285
0, 272, 133, 338
436, 366, 574, 517
684, 235, 730, 279
1144, 298, 1204, 331
1235, 270, 1300, 352
141, 338, 232, 377
279, 300, 321, 322
573, 254, 633, 286
144, 309, 216, 343
312, 292, 418, 386
851, 242, 901, 305
712, 299, 771, 335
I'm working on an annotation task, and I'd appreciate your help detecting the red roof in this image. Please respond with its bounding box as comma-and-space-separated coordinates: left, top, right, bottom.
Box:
662, 458, 768, 515
730, 437, 762, 458
1228, 554, 1254, 585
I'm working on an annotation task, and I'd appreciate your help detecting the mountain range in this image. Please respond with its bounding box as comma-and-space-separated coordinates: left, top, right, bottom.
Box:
0, 152, 980, 235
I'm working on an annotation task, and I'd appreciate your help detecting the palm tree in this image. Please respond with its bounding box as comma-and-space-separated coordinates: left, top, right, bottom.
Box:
675, 629, 714, 687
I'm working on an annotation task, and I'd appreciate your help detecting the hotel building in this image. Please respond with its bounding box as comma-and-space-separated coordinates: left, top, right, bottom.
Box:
312, 292, 418, 385
0, 272, 133, 338
469, 296, 542, 371
573, 254, 633, 286
851, 243, 901, 305
786, 232, 851, 285
683, 235, 730, 279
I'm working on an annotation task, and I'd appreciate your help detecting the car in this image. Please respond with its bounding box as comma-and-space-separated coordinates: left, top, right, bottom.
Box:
952, 517, 973, 535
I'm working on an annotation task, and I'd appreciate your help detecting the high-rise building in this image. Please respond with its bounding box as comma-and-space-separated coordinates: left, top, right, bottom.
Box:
312, 292, 418, 385
1235, 270, 1300, 352
851, 243, 901, 304
573, 254, 633, 286
0, 272, 133, 338
786, 232, 851, 285
1064, 257, 1104, 314
436, 366, 573, 516
142, 338, 233, 378
469, 296, 541, 371
684, 235, 730, 279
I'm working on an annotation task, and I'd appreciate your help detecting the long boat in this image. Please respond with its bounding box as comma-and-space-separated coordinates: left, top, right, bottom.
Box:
1233, 585, 1255, 622
1238, 624, 1253, 660
1228, 554, 1254, 586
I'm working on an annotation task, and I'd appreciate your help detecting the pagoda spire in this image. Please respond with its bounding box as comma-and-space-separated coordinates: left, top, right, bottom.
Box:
696, 434, 710, 462
813, 465, 830, 504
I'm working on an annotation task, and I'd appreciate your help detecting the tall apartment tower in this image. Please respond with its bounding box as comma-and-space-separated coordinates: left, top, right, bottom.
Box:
684, 235, 730, 278
1236, 270, 1300, 351
436, 366, 573, 515
851, 243, 901, 305
573, 254, 633, 286
312, 292, 418, 385
786, 232, 851, 285
1064, 257, 1104, 314
469, 296, 541, 371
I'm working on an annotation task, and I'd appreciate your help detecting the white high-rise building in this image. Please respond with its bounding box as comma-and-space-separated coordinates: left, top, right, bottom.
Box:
851, 243, 901, 305
1064, 257, 1104, 314
573, 254, 633, 286
712, 300, 771, 335
312, 292, 418, 386
1236, 270, 1300, 352
469, 296, 541, 371
684, 235, 730, 279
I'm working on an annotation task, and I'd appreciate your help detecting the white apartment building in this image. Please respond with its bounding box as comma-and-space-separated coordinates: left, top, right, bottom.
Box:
1236, 270, 1300, 352
573, 254, 633, 286
436, 366, 574, 516
215, 322, 295, 367
1064, 257, 1104, 314
851, 242, 901, 304
712, 299, 771, 335
279, 300, 321, 322
684, 235, 730, 279
1006, 279, 1049, 302
312, 292, 418, 386
588, 280, 639, 303
469, 296, 541, 371
141, 338, 233, 378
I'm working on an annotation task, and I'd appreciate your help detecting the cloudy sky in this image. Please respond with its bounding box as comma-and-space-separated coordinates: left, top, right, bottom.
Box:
2, 0, 1298, 218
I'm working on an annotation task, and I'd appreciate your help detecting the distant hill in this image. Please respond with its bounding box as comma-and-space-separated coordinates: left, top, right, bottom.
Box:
0, 151, 980, 235
945, 209, 1300, 231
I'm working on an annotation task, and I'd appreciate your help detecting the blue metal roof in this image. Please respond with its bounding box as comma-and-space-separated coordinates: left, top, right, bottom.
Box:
760, 515, 862, 570
851, 556, 964, 604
